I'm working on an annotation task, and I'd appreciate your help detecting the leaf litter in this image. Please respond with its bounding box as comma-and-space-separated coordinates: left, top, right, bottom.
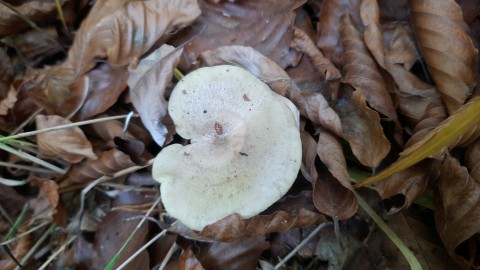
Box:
0, 0, 479, 269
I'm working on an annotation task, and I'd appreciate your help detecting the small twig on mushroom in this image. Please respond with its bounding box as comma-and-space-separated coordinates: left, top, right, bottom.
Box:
274, 222, 332, 269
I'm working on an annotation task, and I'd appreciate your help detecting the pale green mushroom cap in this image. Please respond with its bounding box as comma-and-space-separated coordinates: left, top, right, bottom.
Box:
153, 65, 302, 231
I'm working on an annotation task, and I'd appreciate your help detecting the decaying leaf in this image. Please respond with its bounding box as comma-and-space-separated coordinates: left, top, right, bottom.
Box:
376, 99, 446, 213
36, 114, 97, 163
0, 86, 17, 116
356, 97, 480, 187
409, 0, 478, 114
128, 45, 183, 146
194, 237, 269, 270
360, 0, 386, 68
0, 1, 66, 37
315, 0, 363, 66
28, 177, 59, 221
59, 149, 136, 188
179, 247, 205, 270
435, 156, 480, 269
333, 89, 390, 168
341, 15, 398, 124
173, 0, 305, 70
291, 27, 341, 81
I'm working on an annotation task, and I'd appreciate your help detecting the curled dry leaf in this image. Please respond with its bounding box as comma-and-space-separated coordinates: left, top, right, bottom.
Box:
73, 63, 129, 121
194, 237, 269, 270
291, 27, 341, 80
315, 129, 358, 219
435, 156, 480, 269
356, 97, 480, 188
67, 0, 200, 75
360, 0, 386, 68
173, 0, 305, 70
0, 1, 65, 37
28, 177, 59, 221
0, 47, 13, 98
341, 15, 398, 124
199, 45, 294, 96
410, 0, 478, 114
382, 23, 420, 70
376, 99, 446, 213
315, 0, 363, 66
59, 149, 136, 188
36, 115, 97, 164
179, 247, 205, 270
0, 86, 17, 116
128, 45, 183, 146
333, 89, 390, 168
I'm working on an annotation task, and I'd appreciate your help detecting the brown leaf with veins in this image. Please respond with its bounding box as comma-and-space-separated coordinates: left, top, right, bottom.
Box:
333, 88, 390, 168
315, 129, 358, 219
128, 45, 183, 146
341, 15, 399, 124
67, 0, 200, 75
0, 0, 67, 37
435, 155, 480, 269
377, 99, 446, 213
315, 0, 363, 66
36, 114, 96, 164
28, 177, 59, 222
291, 27, 341, 81
195, 237, 269, 270
73, 63, 129, 121
410, 0, 478, 114
59, 149, 135, 189
173, 0, 305, 70
360, 0, 386, 68
382, 23, 420, 70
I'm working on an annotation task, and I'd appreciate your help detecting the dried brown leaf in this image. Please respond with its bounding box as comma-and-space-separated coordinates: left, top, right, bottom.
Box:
315, 0, 363, 66
465, 139, 480, 181
28, 177, 59, 221
382, 23, 420, 70
333, 89, 390, 168
410, 0, 478, 114
36, 114, 96, 163
0, 86, 17, 116
360, 0, 386, 69
0, 1, 64, 37
291, 27, 341, 80
341, 15, 398, 124
199, 45, 294, 96
173, 0, 305, 70
435, 156, 480, 268
0, 47, 13, 98
128, 45, 183, 146
179, 247, 205, 270
59, 149, 136, 188
0, 235, 31, 270
195, 237, 269, 270
67, 0, 200, 75
73, 63, 128, 121
376, 99, 446, 213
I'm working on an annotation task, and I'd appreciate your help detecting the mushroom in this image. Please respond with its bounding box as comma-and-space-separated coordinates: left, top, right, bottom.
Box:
152, 65, 302, 231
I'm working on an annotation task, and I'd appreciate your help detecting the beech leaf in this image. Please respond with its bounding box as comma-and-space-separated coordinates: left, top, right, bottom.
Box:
36, 115, 97, 164
355, 97, 480, 188
409, 0, 478, 114
128, 45, 183, 146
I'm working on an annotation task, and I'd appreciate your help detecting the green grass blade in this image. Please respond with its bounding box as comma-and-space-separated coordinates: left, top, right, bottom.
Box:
0, 143, 65, 174
3, 203, 29, 241
355, 191, 422, 270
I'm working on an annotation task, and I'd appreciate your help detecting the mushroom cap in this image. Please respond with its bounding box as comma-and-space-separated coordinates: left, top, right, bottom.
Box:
153, 65, 302, 231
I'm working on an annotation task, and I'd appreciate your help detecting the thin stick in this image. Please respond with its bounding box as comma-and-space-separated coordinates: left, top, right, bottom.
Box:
0, 222, 50, 246
37, 235, 77, 270
116, 230, 169, 270
0, 114, 138, 143
158, 242, 178, 270
9, 108, 42, 136
274, 222, 332, 269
